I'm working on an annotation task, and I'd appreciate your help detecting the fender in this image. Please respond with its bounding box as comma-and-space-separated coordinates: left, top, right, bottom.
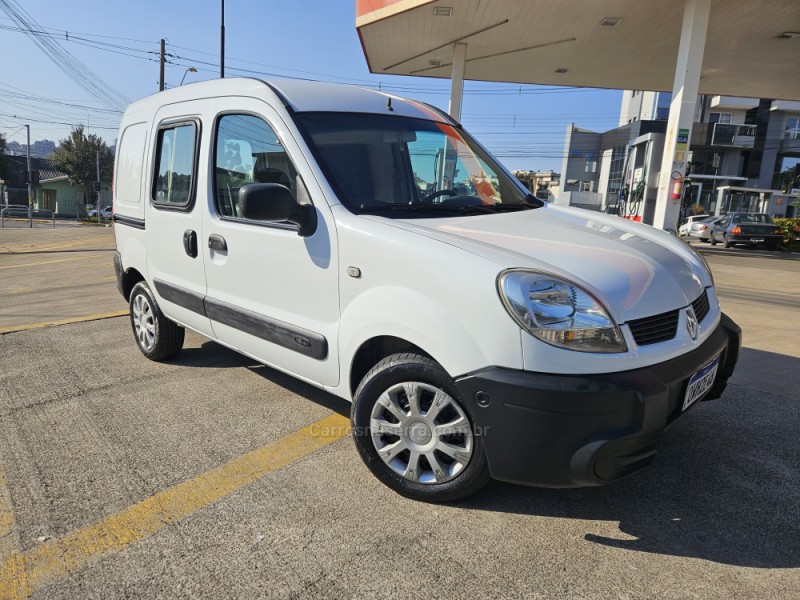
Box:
334, 284, 523, 400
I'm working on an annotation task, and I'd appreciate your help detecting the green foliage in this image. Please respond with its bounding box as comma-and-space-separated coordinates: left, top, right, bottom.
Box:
50, 126, 114, 204
690, 204, 707, 215
774, 218, 800, 249
0, 132, 7, 179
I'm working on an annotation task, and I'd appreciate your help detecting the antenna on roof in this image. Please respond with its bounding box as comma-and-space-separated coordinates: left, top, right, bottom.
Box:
387, 97, 394, 112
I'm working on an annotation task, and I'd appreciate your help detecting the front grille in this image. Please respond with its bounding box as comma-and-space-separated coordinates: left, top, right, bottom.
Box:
628, 290, 711, 347
691, 289, 710, 323
628, 310, 679, 346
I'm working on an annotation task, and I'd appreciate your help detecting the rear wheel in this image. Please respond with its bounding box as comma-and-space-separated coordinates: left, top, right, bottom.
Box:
351, 353, 490, 502
766, 243, 778, 251
129, 281, 184, 361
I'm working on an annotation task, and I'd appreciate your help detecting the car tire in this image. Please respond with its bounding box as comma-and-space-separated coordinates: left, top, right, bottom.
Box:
723, 236, 733, 249
351, 353, 491, 502
129, 281, 185, 361
710, 236, 717, 246
766, 243, 778, 251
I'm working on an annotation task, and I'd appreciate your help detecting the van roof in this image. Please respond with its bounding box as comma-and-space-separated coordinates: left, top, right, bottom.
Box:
124, 77, 454, 124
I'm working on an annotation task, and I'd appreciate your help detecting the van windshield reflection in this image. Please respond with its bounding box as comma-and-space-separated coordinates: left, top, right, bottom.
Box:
295, 112, 542, 217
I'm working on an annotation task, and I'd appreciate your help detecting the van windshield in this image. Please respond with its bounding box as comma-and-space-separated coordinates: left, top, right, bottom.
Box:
294, 112, 541, 218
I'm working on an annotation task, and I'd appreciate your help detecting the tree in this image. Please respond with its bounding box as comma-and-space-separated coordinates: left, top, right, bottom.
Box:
0, 132, 7, 179
50, 126, 114, 208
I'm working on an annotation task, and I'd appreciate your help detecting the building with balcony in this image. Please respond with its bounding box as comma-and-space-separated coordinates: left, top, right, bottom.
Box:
512, 170, 560, 200
558, 93, 800, 221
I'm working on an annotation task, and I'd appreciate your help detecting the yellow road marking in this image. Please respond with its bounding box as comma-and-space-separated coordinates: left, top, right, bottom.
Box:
0, 412, 350, 599
0, 255, 102, 270
0, 311, 129, 335
1, 276, 117, 296
0, 238, 110, 255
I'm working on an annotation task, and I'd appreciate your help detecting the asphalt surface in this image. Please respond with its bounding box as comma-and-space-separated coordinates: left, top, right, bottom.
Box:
0, 225, 798, 599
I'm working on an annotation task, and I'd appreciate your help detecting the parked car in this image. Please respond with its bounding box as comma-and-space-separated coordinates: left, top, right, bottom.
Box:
679, 214, 710, 236
689, 216, 723, 242
113, 78, 740, 502
710, 213, 782, 250
88, 205, 113, 219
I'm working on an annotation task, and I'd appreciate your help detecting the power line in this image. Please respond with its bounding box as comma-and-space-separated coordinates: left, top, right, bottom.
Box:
0, 111, 118, 130
0, 0, 128, 111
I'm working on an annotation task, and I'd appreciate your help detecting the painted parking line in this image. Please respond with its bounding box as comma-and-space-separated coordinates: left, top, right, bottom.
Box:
0, 412, 350, 599
0, 239, 110, 254
0, 255, 101, 270
0, 311, 130, 335
1, 276, 117, 296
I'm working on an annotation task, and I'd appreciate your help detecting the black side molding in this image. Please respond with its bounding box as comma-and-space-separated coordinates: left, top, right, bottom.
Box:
153, 279, 207, 316
151, 278, 328, 360
205, 297, 328, 360
113, 214, 146, 230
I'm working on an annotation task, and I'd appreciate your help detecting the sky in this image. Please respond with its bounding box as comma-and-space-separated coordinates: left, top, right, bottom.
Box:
0, 0, 623, 173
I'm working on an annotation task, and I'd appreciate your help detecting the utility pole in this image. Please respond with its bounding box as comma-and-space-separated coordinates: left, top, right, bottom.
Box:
220, 0, 225, 78
26, 124, 32, 228
159, 38, 166, 91
96, 151, 102, 223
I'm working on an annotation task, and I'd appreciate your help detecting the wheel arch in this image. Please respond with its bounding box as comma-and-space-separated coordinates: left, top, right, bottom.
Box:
120, 267, 145, 301
349, 336, 433, 398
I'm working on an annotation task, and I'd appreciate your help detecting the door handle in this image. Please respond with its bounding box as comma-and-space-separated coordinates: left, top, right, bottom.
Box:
208, 233, 227, 252
183, 229, 198, 258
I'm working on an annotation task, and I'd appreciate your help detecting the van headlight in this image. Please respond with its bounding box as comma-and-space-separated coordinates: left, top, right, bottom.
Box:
497, 270, 626, 353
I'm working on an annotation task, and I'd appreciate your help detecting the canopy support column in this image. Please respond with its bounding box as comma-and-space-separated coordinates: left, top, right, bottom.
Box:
448, 42, 467, 121
653, 0, 711, 230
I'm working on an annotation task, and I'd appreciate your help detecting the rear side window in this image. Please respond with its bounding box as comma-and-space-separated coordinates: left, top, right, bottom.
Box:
152, 122, 198, 208
115, 122, 148, 206
214, 114, 302, 219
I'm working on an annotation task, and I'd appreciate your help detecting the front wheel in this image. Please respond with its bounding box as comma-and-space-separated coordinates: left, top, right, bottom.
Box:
723, 236, 733, 249
351, 353, 490, 502
129, 281, 185, 361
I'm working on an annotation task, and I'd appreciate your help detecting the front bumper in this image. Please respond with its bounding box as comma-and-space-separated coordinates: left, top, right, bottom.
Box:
455, 313, 741, 487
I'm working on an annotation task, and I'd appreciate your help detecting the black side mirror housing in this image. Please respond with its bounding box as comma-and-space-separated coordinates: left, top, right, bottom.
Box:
238, 183, 317, 237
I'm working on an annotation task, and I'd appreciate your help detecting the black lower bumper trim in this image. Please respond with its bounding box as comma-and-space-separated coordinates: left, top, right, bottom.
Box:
455, 313, 741, 488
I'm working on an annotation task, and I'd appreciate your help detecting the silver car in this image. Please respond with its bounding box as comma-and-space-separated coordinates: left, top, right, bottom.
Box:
679, 214, 710, 236
689, 216, 722, 242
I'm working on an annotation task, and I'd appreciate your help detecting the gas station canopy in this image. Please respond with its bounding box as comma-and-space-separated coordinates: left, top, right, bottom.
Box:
356, 0, 800, 101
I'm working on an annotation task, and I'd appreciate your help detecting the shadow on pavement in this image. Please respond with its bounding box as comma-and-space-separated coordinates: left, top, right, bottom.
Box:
170, 340, 799, 568
173, 340, 351, 417
461, 347, 800, 568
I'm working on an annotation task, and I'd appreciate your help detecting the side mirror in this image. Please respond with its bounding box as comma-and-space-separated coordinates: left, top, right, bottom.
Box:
238, 183, 316, 237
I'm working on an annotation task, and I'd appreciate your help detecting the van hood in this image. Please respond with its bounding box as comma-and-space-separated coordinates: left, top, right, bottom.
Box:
371, 205, 709, 323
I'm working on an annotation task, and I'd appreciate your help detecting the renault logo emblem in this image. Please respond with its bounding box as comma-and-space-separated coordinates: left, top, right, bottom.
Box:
686, 306, 698, 340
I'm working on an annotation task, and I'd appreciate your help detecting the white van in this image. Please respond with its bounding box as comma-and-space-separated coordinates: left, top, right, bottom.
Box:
113, 78, 740, 502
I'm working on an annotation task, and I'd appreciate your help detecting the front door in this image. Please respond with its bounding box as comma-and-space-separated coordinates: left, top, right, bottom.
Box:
201, 100, 339, 386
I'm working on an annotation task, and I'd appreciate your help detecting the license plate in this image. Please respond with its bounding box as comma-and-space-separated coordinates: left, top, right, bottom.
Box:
750, 238, 764, 243
683, 355, 720, 411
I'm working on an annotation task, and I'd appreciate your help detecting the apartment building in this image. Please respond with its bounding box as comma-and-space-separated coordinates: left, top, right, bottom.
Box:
559, 92, 800, 222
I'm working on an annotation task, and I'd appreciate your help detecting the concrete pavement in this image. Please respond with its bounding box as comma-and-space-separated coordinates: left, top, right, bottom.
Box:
0, 227, 797, 599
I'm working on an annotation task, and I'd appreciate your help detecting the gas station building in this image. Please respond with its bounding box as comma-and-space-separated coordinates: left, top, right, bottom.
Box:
356, 0, 800, 228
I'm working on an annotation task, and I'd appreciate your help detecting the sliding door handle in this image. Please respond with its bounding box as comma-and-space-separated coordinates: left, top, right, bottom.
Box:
183, 229, 198, 258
